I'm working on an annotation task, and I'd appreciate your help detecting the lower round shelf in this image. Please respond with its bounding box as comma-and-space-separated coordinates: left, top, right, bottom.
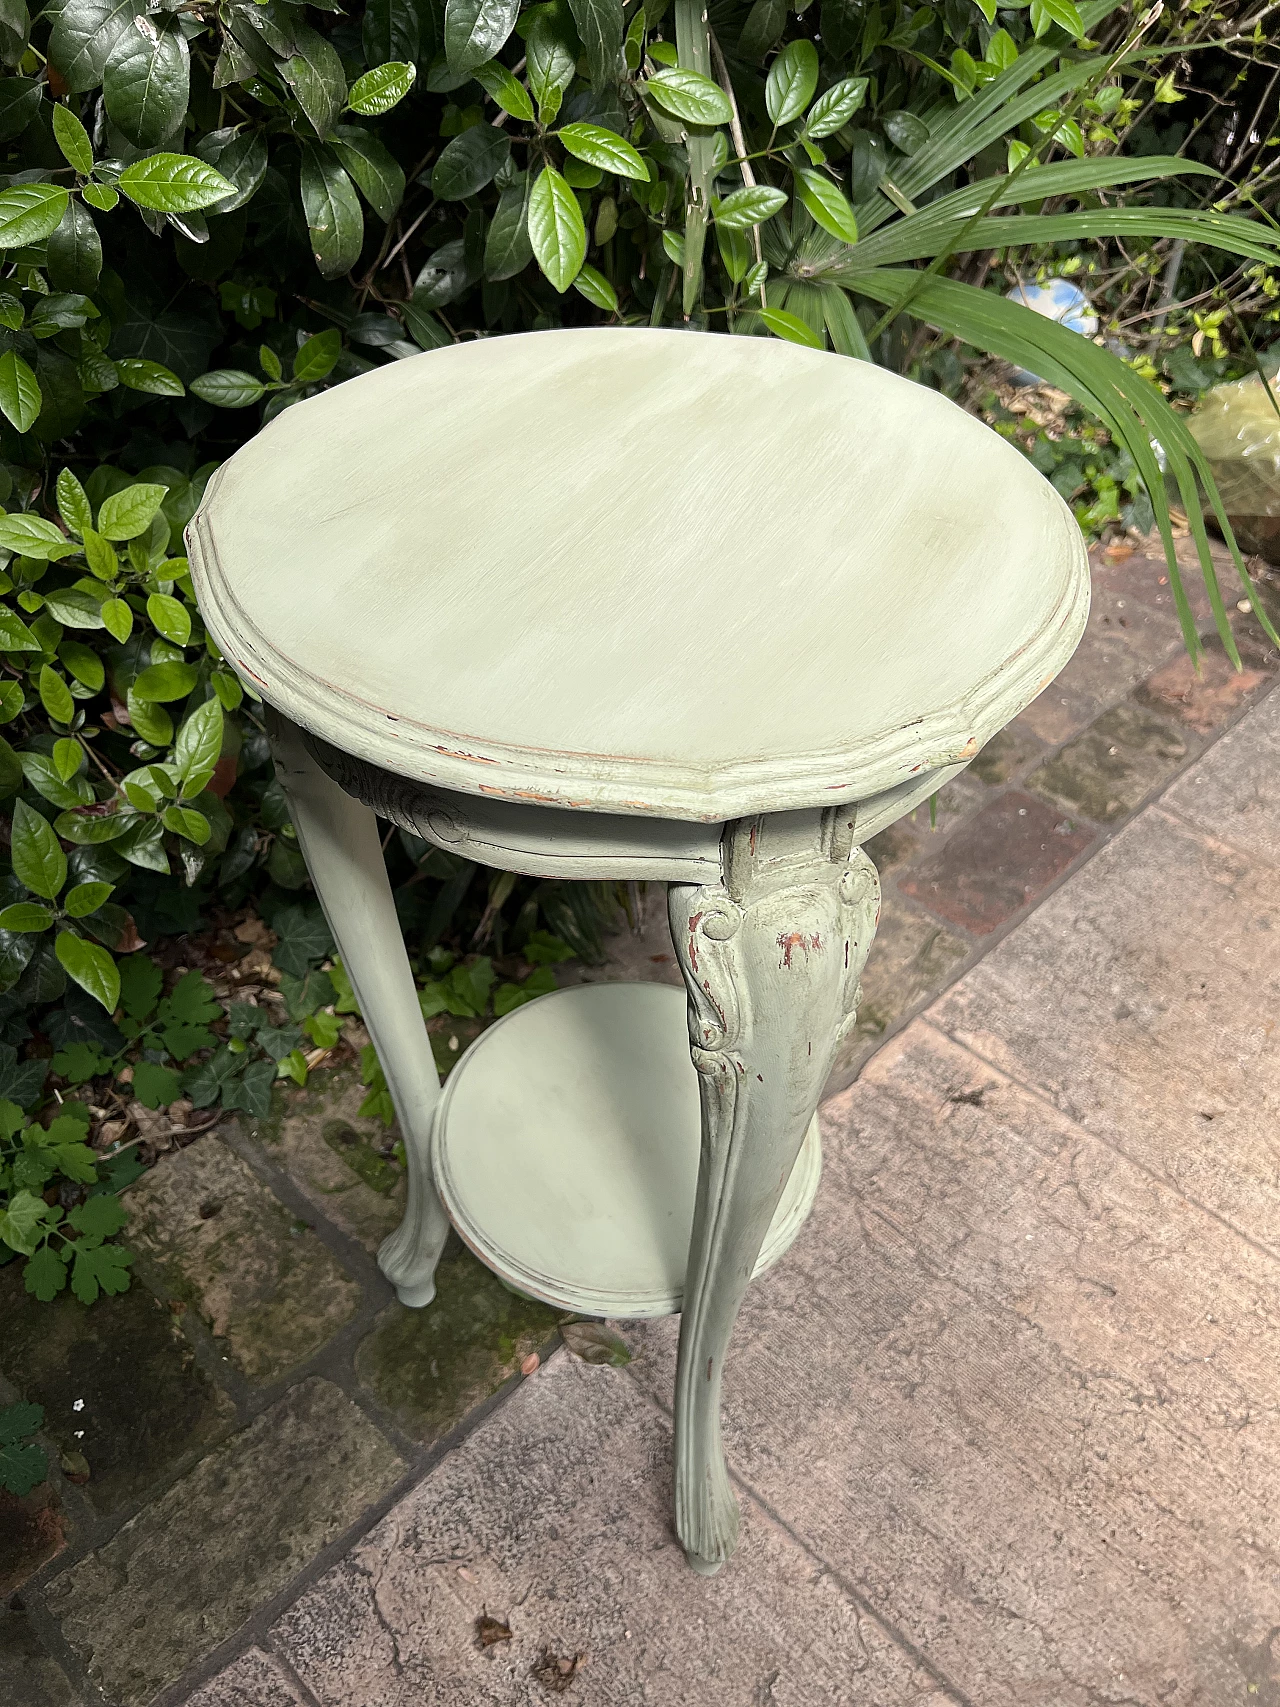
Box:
431, 981, 821, 1318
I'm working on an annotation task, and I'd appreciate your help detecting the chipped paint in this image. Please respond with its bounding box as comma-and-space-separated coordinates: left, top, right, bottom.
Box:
437, 746, 499, 765
777, 931, 822, 969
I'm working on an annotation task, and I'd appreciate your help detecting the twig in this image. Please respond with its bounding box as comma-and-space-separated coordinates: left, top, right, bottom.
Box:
382, 198, 438, 274
709, 29, 765, 308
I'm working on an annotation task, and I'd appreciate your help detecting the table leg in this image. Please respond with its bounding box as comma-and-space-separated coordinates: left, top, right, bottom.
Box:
267, 712, 450, 1307
668, 813, 880, 1573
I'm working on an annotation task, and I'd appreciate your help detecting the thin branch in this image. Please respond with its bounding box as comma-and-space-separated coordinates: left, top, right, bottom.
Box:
709, 28, 765, 307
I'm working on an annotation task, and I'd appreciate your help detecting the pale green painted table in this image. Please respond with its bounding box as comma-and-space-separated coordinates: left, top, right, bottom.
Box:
188, 327, 1088, 1575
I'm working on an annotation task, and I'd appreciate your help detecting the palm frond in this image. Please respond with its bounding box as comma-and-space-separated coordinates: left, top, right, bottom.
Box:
838, 205, 1280, 272
843, 269, 1280, 660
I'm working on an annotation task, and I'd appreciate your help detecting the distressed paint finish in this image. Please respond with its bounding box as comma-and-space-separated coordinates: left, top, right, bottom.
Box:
189, 329, 1093, 1576
669, 811, 880, 1573
267, 713, 449, 1307
186, 328, 1089, 824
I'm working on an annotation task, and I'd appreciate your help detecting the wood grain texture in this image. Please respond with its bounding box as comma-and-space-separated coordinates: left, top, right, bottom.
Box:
188, 328, 1089, 823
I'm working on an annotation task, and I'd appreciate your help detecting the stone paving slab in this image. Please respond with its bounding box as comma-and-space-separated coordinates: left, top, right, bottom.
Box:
1163, 677, 1280, 866
127, 1136, 361, 1384
270, 1353, 952, 1707
46, 1378, 404, 1707
183, 1649, 307, 1707
932, 803, 1280, 1257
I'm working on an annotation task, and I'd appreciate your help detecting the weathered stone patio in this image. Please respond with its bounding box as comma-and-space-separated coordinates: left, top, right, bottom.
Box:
3, 535, 1279, 1706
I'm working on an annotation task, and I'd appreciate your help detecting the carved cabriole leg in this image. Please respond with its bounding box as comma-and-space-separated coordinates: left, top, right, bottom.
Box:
668, 808, 880, 1574
266, 711, 450, 1307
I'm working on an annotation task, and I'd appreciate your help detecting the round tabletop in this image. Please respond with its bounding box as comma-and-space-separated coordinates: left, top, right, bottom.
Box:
188, 328, 1088, 823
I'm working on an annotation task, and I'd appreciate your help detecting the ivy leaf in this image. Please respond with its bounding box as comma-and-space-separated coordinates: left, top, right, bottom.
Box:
346, 60, 416, 116
52, 103, 93, 174
11, 799, 67, 901
444, 0, 520, 75
300, 145, 364, 279
643, 67, 732, 126
271, 904, 334, 977
714, 184, 787, 230
0, 347, 41, 433
70, 1239, 133, 1303
293, 327, 341, 383
528, 164, 585, 293
56, 931, 120, 1013
432, 125, 510, 199
116, 152, 236, 213
557, 121, 646, 180
0, 183, 69, 248
103, 13, 190, 149
765, 38, 818, 126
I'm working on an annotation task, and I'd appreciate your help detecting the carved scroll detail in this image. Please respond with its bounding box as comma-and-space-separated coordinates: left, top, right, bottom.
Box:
669, 819, 880, 1573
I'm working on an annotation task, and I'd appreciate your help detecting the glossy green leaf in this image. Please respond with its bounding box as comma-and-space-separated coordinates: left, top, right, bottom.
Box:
98, 482, 166, 541
173, 695, 222, 787
0, 348, 41, 433
51, 103, 93, 175
804, 76, 867, 139
483, 180, 533, 280
81, 183, 119, 212
47, 0, 144, 95
0, 510, 70, 559
346, 60, 416, 116
566, 0, 622, 88
41, 588, 105, 629
0, 77, 42, 144
103, 14, 189, 148
558, 121, 647, 180
281, 24, 347, 140
573, 263, 617, 311
473, 58, 534, 123
56, 473, 91, 546
146, 592, 191, 644
714, 184, 787, 230
39, 666, 74, 725
11, 799, 67, 900
794, 168, 858, 244
0, 183, 67, 250
432, 124, 511, 199
293, 328, 342, 383
189, 369, 265, 408
329, 125, 405, 222
1031, 0, 1083, 37
58, 640, 104, 691
754, 305, 824, 348
444, 0, 519, 75
52, 737, 82, 782
46, 199, 101, 293
56, 930, 119, 1013
528, 165, 585, 293
0, 902, 54, 931
161, 804, 210, 843
115, 358, 184, 396
117, 151, 235, 213
0, 606, 38, 650
765, 39, 818, 126
300, 145, 364, 279
131, 660, 197, 702
644, 67, 732, 126
363, 0, 419, 67
101, 596, 132, 641
526, 13, 575, 123
64, 881, 112, 918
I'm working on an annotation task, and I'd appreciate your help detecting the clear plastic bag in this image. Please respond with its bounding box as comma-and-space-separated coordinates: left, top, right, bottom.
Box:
1188, 370, 1280, 561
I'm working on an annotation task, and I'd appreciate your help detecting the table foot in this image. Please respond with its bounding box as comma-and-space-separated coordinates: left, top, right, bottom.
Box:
267, 712, 451, 1310
669, 811, 880, 1573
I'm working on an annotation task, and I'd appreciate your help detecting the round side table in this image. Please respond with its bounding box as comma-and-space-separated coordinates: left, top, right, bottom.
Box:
187, 328, 1088, 1575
